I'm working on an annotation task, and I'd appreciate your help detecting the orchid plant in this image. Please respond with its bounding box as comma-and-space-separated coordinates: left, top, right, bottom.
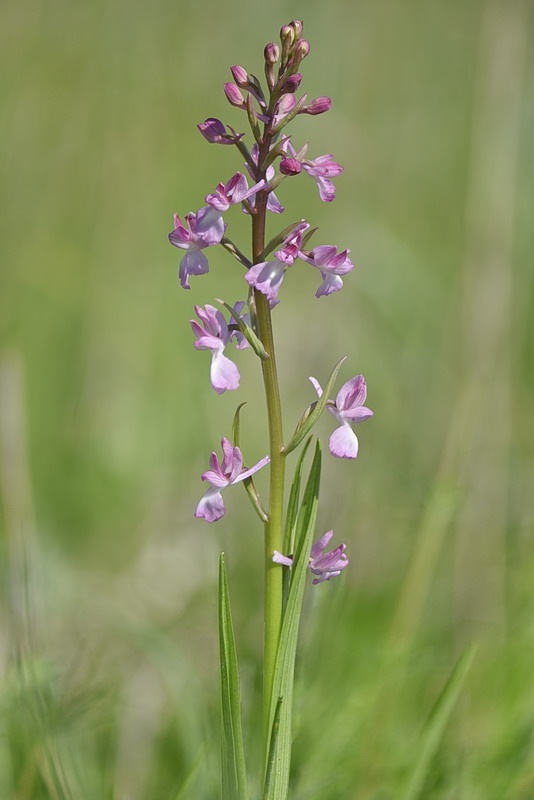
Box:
169, 20, 373, 799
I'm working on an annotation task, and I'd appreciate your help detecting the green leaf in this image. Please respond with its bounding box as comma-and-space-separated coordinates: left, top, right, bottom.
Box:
284, 436, 312, 556
263, 442, 322, 800
232, 403, 248, 448
219, 554, 248, 800
402, 644, 477, 800
283, 357, 347, 456
262, 695, 283, 800
282, 436, 313, 610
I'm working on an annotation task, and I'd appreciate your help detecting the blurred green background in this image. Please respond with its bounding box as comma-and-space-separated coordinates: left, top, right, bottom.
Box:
1, 0, 533, 797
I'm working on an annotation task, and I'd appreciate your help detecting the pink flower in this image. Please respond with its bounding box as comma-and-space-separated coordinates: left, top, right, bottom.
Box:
205, 172, 265, 212
281, 140, 343, 202
300, 244, 354, 297
168, 206, 225, 289
190, 303, 248, 394
273, 530, 348, 584
309, 374, 373, 458
245, 222, 309, 303
195, 438, 269, 522
302, 153, 343, 202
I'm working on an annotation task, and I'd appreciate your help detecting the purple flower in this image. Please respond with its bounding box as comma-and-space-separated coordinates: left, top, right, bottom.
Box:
205, 172, 265, 212
245, 145, 285, 214
197, 118, 244, 145
309, 374, 373, 459
275, 221, 309, 264
282, 140, 343, 202
195, 438, 270, 522
191, 303, 248, 394
300, 244, 354, 297
169, 207, 225, 289
273, 530, 348, 584
245, 222, 309, 303
302, 153, 343, 202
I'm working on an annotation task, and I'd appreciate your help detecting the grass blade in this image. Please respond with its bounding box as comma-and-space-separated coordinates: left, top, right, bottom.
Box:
219, 554, 248, 800
402, 644, 477, 800
263, 441, 322, 800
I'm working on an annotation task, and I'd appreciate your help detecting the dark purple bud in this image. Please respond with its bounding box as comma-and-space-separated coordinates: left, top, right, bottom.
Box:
230, 65, 249, 87
224, 82, 245, 108
305, 96, 332, 115
282, 73, 302, 93
264, 42, 280, 64
294, 39, 310, 61
197, 117, 244, 145
280, 157, 302, 176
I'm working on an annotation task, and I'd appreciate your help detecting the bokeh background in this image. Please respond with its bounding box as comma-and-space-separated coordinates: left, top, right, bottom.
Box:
1, 0, 533, 797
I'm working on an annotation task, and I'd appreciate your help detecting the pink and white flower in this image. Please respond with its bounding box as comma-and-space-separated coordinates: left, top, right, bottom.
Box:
300, 244, 354, 297
195, 438, 270, 523
309, 374, 373, 458
273, 530, 349, 584
169, 206, 225, 289
205, 171, 265, 212
190, 303, 248, 395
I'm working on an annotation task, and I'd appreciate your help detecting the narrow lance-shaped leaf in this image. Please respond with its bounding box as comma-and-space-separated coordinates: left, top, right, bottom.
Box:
402, 644, 477, 800
219, 554, 248, 800
282, 436, 312, 610
262, 696, 283, 800
263, 442, 322, 800
283, 356, 347, 456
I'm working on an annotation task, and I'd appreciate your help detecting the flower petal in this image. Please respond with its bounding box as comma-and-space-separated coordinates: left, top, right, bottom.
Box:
329, 424, 359, 459
234, 454, 270, 483
210, 350, 240, 394
179, 250, 209, 289
195, 488, 226, 522
273, 551, 294, 567
336, 375, 367, 411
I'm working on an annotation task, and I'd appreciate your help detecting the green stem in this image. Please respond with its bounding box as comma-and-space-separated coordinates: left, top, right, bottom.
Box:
251, 181, 285, 744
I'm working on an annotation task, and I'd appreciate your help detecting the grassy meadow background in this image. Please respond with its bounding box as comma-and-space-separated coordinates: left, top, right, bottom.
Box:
1, 0, 534, 797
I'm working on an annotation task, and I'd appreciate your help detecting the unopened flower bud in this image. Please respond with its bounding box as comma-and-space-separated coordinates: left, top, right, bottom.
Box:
294, 39, 310, 62
224, 82, 245, 108
289, 19, 303, 39
282, 73, 302, 93
305, 95, 332, 115
280, 24, 295, 47
264, 42, 280, 64
280, 157, 302, 176
230, 65, 249, 87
